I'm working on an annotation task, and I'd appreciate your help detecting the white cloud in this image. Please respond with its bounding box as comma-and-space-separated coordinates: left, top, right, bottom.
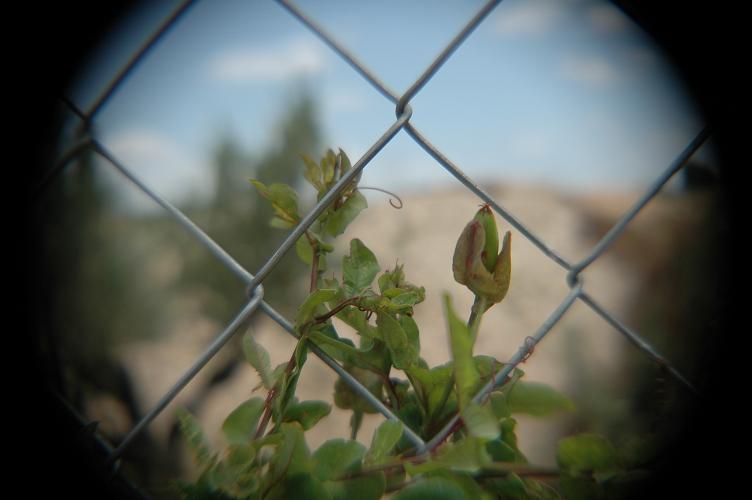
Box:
492, 0, 567, 37
559, 54, 619, 86
210, 39, 325, 83
104, 129, 210, 209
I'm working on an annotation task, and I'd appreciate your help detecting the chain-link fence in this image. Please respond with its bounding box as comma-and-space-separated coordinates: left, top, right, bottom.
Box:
40, 0, 710, 496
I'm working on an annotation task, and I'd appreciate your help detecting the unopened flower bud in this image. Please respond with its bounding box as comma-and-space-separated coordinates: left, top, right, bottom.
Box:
452, 205, 511, 307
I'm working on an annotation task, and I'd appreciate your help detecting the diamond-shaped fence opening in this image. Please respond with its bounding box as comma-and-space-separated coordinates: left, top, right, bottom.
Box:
37, 0, 716, 497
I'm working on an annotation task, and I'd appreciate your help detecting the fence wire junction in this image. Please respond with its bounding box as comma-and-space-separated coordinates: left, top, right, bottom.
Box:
43, 0, 709, 490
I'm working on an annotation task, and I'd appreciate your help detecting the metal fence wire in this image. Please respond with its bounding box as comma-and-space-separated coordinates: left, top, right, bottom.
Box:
44, 0, 709, 493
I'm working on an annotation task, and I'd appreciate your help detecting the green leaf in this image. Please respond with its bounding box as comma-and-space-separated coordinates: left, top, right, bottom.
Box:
225, 442, 256, 471
270, 216, 296, 229
559, 474, 602, 500
366, 419, 404, 465
221, 397, 264, 445
404, 437, 492, 476
338, 148, 353, 175
283, 400, 332, 430
485, 438, 518, 462
267, 473, 331, 500
427, 471, 494, 500
500, 418, 527, 463
342, 239, 380, 293
557, 434, 620, 477
376, 310, 417, 369
322, 149, 336, 184
506, 381, 574, 417
308, 329, 374, 369
392, 476, 469, 500
295, 234, 328, 271
296, 288, 338, 326
399, 314, 420, 354
301, 154, 324, 191
390, 291, 419, 309
312, 439, 367, 481
249, 179, 300, 226
324, 191, 367, 237
336, 305, 378, 339
177, 407, 214, 467
378, 264, 405, 293
177, 470, 234, 500
444, 294, 479, 409
324, 472, 385, 500
269, 423, 311, 479
483, 473, 529, 500
242, 332, 274, 390
407, 363, 454, 420
461, 402, 500, 439
333, 366, 382, 414
489, 392, 511, 419
437, 436, 492, 473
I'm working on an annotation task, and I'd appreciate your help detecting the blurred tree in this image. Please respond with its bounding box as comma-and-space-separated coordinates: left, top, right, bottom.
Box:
36, 139, 162, 485
177, 90, 322, 322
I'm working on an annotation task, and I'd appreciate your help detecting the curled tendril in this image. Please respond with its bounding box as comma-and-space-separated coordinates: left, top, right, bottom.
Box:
358, 186, 403, 209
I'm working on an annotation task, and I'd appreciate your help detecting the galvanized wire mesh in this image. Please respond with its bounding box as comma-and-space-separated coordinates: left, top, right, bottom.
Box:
42, 0, 708, 491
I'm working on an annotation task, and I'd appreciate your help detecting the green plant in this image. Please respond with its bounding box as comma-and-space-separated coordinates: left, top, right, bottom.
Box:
177, 149, 656, 499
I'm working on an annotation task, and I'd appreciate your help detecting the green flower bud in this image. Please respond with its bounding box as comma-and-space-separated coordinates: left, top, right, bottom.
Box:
474, 204, 499, 272
452, 206, 512, 307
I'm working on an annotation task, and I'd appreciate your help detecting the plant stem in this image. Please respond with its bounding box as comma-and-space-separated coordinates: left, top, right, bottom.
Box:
311, 297, 361, 326
381, 372, 400, 411
254, 350, 298, 439
305, 230, 319, 293
467, 296, 487, 342
428, 295, 487, 450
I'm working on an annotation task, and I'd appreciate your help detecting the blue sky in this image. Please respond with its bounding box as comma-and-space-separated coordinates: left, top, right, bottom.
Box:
67, 0, 712, 211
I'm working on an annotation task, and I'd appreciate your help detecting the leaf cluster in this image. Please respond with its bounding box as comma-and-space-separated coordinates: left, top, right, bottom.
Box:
178, 149, 656, 499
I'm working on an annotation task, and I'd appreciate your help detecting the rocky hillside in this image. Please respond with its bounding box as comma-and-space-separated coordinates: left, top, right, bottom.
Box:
96, 182, 716, 484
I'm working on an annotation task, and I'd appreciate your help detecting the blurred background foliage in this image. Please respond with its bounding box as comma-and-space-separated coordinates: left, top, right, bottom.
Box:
36, 88, 322, 490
